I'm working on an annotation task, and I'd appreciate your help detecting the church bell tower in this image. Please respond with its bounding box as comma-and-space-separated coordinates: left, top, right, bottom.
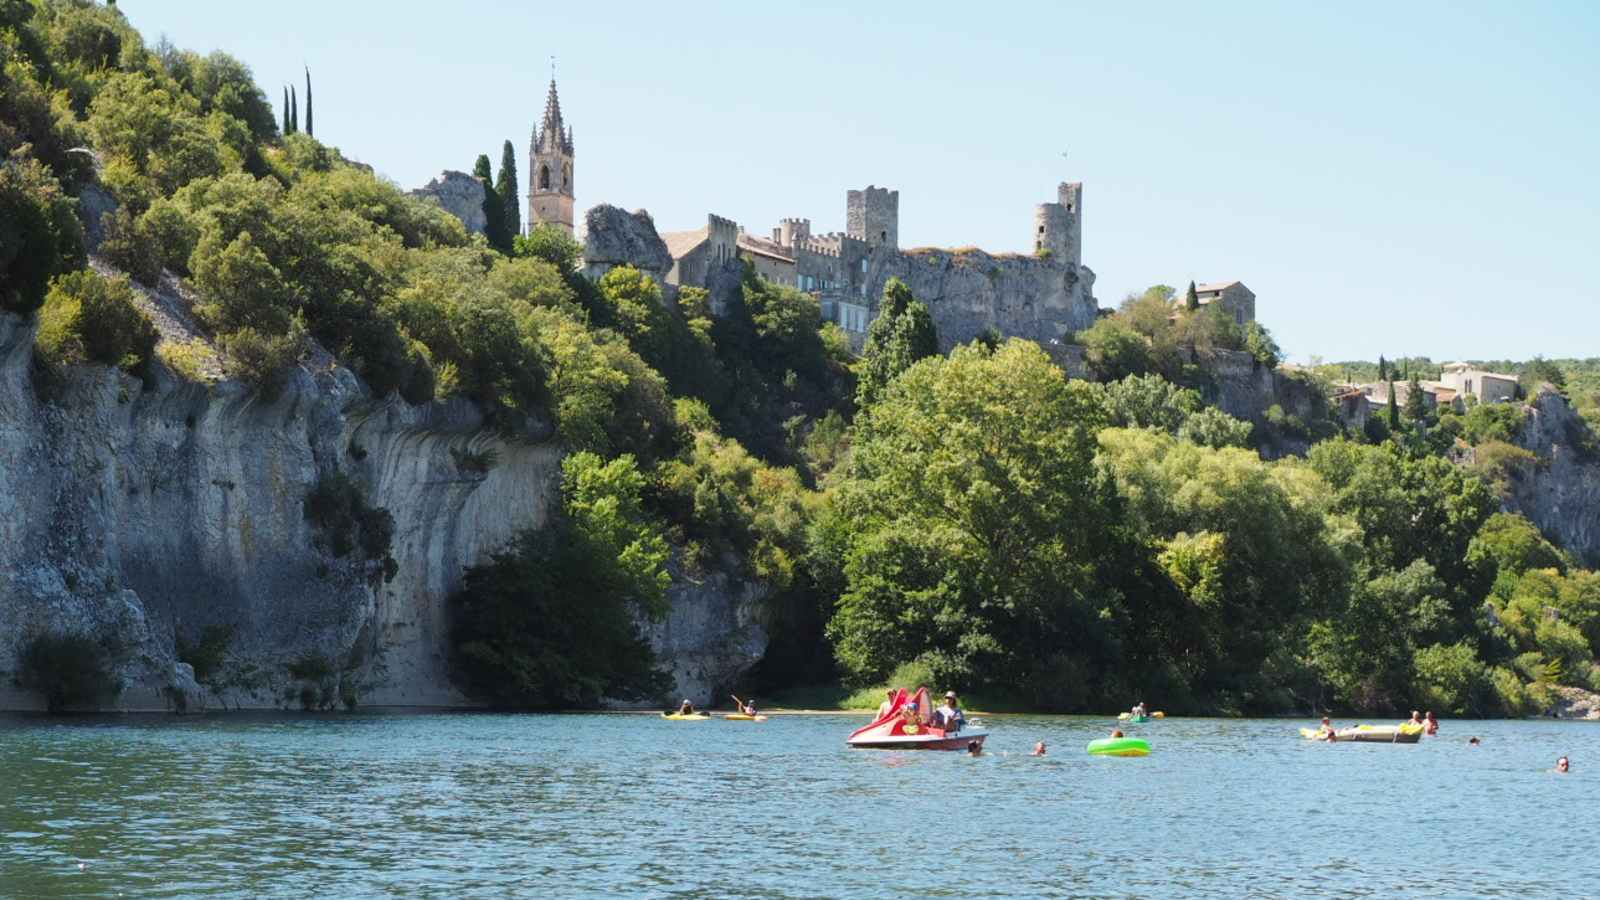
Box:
527, 78, 574, 235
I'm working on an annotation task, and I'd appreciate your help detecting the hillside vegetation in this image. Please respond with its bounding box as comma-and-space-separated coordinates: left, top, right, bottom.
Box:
4, 1, 1597, 716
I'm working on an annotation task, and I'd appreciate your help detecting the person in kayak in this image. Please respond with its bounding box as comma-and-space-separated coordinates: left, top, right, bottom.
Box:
1131, 701, 1148, 718
932, 691, 965, 733
1423, 711, 1439, 735
1316, 717, 1337, 741
677, 699, 695, 716
738, 699, 758, 716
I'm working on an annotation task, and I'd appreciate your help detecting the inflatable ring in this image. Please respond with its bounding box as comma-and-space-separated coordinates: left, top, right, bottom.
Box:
1087, 737, 1150, 757
903, 724, 919, 734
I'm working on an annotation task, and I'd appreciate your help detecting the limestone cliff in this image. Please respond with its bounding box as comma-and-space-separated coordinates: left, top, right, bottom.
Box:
1509, 387, 1600, 567
409, 171, 488, 236
581, 204, 673, 288
0, 276, 767, 711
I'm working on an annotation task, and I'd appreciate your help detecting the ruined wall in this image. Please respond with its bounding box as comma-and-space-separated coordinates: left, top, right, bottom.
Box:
867, 248, 1099, 351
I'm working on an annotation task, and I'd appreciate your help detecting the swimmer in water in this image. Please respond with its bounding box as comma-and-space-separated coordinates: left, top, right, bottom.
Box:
967, 740, 983, 757
1556, 756, 1570, 773
1031, 741, 1046, 756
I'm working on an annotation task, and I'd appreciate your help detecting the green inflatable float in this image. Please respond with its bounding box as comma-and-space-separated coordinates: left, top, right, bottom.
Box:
1087, 736, 1150, 757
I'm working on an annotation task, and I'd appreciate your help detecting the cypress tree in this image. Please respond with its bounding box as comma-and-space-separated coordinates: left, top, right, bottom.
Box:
1185, 280, 1199, 312
1387, 380, 1400, 430
290, 85, 298, 134
304, 67, 313, 137
1403, 375, 1429, 422
474, 154, 510, 252
282, 86, 291, 134
496, 140, 521, 238
1378, 355, 1388, 383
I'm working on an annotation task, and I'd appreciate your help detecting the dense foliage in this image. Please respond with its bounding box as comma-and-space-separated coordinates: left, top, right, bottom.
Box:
6, 2, 1597, 715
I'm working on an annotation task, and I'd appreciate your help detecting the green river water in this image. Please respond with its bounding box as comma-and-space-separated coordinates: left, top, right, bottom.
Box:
1, 712, 1595, 897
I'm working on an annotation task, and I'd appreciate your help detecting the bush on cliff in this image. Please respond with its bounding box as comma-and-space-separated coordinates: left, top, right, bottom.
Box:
0, 151, 85, 314
35, 269, 158, 375
303, 471, 396, 577
451, 453, 672, 708
17, 632, 121, 713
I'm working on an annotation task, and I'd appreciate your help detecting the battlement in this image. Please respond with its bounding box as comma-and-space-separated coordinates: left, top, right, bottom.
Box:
796, 238, 840, 259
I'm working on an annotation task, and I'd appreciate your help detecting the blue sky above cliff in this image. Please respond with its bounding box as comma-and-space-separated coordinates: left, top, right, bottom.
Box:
122, 1, 1598, 362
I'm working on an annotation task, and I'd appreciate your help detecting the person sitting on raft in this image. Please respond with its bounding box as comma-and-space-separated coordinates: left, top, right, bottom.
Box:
1131, 701, 1148, 718
1317, 716, 1337, 741
1423, 711, 1439, 735
1406, 710, 1424, 729
932, 691, 965, 734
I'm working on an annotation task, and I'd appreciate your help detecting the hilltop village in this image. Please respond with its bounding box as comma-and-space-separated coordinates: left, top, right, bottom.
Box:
412, 79, 1261, 356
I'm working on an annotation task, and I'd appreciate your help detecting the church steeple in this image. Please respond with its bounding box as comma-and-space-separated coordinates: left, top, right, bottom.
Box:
528, 75, 575, 236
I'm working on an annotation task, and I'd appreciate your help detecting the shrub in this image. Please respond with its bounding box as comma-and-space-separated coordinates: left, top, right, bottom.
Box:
99, 206, 164, 286
17, 632, 120, 712
174, 624, 235, 685
34, 270, 159, 375
0, 151, 86, 314
303, 471, 396, 572
217, 318, 306, 396
1462, 403, 1525, 445
1412, 641, 1489, 715
157, 337, 220, 382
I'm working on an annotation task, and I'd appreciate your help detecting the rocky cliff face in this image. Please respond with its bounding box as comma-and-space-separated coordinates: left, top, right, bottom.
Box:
409, 171, 487, 236
582, 205, 673, 288
0, 285, 767, 711
872, 249, 1099, 352
1510, 388, 1600, 567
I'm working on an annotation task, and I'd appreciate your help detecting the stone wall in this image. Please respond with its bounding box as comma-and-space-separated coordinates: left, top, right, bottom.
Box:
846, 185, 898, 249
868, 248, 1098, 351
409, 171, 487, 235
1509, 388, 1600, 567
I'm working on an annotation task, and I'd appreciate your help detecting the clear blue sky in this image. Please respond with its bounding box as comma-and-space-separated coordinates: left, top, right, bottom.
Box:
120, 1, 1599, 363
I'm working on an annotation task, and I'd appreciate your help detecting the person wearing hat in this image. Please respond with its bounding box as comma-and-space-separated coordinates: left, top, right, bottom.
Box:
932, 690, 965, 734
1317, 716, 1337, 741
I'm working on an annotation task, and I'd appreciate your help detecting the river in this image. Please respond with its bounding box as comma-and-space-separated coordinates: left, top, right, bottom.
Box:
1, 712, 1593, 897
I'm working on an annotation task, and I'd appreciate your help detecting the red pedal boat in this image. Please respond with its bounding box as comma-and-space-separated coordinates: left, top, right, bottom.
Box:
846, 687, 989, 750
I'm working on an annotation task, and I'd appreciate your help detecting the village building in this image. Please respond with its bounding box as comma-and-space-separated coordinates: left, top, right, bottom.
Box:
1440, 362, 1519, 404
1194, 281, 1256, 326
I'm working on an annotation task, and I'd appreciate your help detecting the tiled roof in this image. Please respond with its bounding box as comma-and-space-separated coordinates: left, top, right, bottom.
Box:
660, 228, 709, 260
737, 235, 794, 264
1196, 280, 1241, 293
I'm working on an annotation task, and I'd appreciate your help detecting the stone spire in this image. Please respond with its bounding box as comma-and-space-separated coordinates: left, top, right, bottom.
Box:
538, 79, 574, 155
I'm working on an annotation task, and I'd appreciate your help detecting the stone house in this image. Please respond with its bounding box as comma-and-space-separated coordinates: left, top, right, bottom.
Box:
1194, 281, 1256, 326
1440, 362, 1519, 404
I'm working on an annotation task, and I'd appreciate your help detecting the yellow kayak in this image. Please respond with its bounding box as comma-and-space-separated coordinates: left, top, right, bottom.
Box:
725, 714, 768, 722
661, 712, 710, 720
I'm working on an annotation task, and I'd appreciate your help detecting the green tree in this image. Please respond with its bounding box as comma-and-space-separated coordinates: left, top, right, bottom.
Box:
1243, 321, 1280, 369
514, 223, 582, 272
1078, 316, 1151, 382
1387, 381, 1400, 430
474, 153, 510, 253
855, 277, 938, 408
824, 340, 1122, 705
303, 66, 312, 137
496, 140, 520, 238
450, 452, 672, 708
0, 152, 86, 314
1403, 376, 1429, 423
282, 85, 290, 134
289, 84, 297, 133
1378, 355, 1389, 383
1185, 280, 1199, 312
35, 270, 159, 375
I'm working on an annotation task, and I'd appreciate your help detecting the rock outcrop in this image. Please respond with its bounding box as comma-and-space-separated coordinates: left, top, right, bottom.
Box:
581, 205, 673, 287
409, 171, 487, 235
874, 249, 1099, 352
0, 269, 768, 711
1509, 387, 1600, 566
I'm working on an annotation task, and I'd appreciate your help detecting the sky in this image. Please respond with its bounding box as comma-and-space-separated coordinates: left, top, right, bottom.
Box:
119, 1, 1600, 363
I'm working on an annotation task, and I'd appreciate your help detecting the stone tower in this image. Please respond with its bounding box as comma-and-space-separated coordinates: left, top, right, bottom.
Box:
527, 79, 575, 235
1032, 182, 1082, 264
846, 185, 898, 249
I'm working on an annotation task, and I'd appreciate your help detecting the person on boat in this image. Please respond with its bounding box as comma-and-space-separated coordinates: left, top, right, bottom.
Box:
1031, 741, 1047, 756
876, 689, 896, 720
967, 740, 983, 757
1423, 711, 1439, 735
1317, 716, 1337, 741
1131, 701, 1148, 718
932, 691, 965, 734
678, 699, 695, 716
901, 700, 924, 729
739, 699, 758, 717
1556, 756, 1570, 773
